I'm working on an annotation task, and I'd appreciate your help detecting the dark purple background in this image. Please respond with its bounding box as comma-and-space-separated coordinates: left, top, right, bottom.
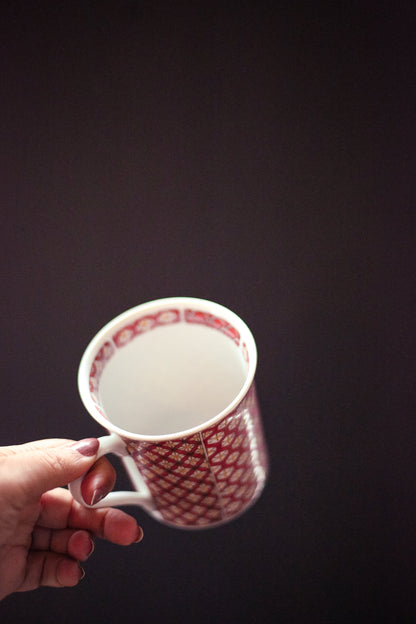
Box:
1, 2, 415, 622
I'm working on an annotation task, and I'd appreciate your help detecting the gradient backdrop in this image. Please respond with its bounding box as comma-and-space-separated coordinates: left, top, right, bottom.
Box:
1, 2, 415, 623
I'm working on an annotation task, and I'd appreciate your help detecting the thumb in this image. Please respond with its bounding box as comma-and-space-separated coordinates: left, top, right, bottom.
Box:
3, 438, 99, 501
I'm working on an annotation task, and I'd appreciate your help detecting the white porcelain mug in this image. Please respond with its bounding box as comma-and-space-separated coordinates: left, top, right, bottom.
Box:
70, 297, 268, 529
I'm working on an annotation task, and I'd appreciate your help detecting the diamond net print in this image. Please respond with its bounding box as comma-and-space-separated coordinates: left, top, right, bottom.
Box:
126, 385, 267, 527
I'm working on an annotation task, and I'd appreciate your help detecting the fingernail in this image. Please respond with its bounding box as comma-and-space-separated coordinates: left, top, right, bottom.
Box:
134, 526, 144, 543
72, 438, 99, 457
79, 565, 86, 580
90, 486, 108, 506
86, 537, 95, 558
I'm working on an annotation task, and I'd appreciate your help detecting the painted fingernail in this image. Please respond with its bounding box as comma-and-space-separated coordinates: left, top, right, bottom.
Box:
72, 438, 99, 457
134, 526, 144, 543
90, 486, 108, 506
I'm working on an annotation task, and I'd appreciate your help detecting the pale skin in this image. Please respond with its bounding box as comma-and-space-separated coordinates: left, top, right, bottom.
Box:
0, 438, 143, 601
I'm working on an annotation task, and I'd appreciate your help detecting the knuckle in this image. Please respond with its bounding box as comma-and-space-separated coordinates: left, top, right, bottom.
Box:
39, 450, 69, 476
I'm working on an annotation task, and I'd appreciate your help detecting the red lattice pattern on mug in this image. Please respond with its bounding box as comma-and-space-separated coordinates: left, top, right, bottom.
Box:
125, 386, 267, 527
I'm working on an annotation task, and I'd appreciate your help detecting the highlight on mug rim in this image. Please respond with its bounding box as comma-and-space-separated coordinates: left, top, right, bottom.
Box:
78, 297, 258, 442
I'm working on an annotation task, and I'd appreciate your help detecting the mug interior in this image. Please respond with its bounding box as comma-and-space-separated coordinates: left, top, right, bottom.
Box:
79, 299, 256, 439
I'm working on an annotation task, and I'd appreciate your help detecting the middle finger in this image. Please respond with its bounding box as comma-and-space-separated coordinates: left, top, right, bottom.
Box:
31, 526, 94, 562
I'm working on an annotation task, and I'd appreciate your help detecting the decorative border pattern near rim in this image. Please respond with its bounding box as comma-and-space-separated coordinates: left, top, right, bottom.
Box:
88, 308, 249, 411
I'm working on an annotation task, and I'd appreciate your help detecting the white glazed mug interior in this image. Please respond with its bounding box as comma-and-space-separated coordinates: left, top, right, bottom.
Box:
78, 297, 257, 441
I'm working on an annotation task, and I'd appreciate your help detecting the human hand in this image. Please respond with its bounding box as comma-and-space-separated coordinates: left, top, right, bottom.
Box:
0, 438, 143, 601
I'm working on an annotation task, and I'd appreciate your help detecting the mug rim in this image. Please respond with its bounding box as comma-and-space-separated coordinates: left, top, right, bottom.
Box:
78, 297, 258, 442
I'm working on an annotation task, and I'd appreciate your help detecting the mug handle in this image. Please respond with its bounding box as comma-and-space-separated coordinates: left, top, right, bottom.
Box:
68, 433, 155, 512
